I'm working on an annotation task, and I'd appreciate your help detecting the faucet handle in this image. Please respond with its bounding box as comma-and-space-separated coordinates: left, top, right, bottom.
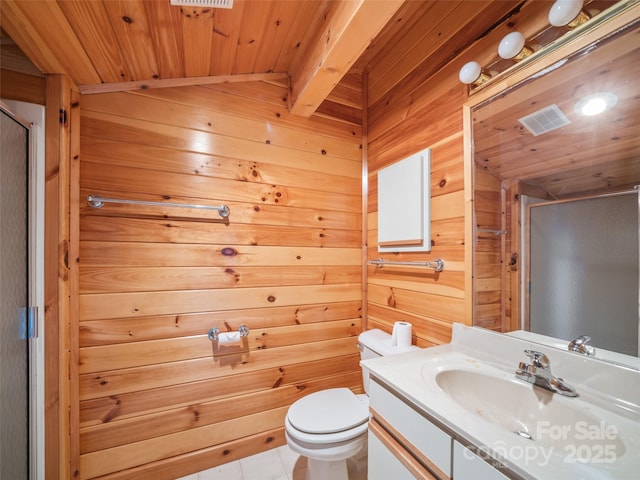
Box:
568, 335, 596, 356
524, 349, 549, 368
570, 335, 591, 345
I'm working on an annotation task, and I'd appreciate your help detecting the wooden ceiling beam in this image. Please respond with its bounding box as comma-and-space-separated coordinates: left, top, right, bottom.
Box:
288, 0, 404, 118
78, 72, 289, 95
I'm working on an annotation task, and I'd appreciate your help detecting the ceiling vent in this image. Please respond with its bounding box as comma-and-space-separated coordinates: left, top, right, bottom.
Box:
518, 104, 571, 137
170, 0, 233, 8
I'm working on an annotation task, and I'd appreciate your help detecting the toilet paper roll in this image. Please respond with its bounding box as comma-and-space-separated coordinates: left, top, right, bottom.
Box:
217, 331, 242, 345
391, 321, 412, 348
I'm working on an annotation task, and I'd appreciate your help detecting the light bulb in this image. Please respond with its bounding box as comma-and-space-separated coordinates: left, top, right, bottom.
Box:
548, 0, 586, 27
581, 98, 607, 116
498, 32, 528, 60
459, 61, 482, 84
574, 92, 618, 116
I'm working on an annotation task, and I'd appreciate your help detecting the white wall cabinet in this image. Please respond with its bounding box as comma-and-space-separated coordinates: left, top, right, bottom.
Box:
377, 148, 431, 252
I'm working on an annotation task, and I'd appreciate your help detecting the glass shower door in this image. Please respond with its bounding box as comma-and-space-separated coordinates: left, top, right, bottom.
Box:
528, 192, 639, 356
1, 108, 30, 478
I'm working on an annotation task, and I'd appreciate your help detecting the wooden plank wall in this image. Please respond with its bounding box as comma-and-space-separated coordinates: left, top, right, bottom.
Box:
77, 80, 363, 479
474, 167, 504, 331
0, 37, 45, 105
363, 0, 559, 344
364, 36, 478, 346
366, 119, 467, 346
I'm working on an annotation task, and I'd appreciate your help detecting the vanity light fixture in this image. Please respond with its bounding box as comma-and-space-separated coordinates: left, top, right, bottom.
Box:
498, 32, 533, 61
459, 0, 597, 88
548, 0, 590, 28
574, 92, 618, 116
458, 61, 491, 85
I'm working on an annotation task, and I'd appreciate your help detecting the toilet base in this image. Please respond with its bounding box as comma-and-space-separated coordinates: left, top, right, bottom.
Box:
306, 457, 349, 480
285, 429, 366, 480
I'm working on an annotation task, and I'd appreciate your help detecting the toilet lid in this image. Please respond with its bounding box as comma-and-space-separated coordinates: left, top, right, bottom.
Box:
288, 388, 369, 434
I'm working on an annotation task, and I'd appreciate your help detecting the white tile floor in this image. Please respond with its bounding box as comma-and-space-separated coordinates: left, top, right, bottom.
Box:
176, 444, 367, 480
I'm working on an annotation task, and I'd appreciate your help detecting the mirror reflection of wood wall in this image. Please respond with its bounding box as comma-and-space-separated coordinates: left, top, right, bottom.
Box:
471, 20, 640, 349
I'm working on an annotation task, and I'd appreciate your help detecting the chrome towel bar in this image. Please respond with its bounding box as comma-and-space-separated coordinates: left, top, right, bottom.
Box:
368, 257, 445, 272
86, 194, 230, 218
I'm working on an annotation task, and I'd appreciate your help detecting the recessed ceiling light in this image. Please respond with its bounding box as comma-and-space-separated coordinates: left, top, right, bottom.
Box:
574, 92, 618, 116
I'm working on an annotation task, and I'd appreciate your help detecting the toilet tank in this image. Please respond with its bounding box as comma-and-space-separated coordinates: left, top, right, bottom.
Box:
358, 328, 419, 394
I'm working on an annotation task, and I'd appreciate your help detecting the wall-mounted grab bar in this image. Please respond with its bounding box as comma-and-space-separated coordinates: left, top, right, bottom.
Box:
368, 257, 445, 272
86, 194, 230, 218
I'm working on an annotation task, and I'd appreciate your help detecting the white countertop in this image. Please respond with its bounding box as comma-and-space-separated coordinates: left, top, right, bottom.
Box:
505, 330, 640, 371
361, 324, 640, 480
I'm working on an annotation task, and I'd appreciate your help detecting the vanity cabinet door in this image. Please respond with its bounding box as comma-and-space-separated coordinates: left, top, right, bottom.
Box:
368, 428, 432, 480
452, 441, 509, 480
369, 379, 452, 478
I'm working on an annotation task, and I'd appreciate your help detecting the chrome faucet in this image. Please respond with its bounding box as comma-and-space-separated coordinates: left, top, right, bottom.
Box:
568, 335, 596, 357
515, 350, 578, 397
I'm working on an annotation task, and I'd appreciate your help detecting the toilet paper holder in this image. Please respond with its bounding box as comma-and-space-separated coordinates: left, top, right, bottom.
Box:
208, 325, 249, 342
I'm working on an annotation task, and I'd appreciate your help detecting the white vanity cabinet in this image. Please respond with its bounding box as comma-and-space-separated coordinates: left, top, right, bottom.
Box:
368, 430, 420, 480
368, 377, 514, 480
452, 441, 509, 480
368, 378, 451, 480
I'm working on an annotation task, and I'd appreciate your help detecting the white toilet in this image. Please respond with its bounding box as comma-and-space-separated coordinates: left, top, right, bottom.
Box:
284, 328, 419, 480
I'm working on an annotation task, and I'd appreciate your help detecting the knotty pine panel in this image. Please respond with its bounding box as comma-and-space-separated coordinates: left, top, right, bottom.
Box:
367, 303, 452, 346
0, 68, 46, 105
81, 91, 362, 162
366, 60, 469, 347
79, 138, 361, 196
82, 161, 361, 213
81, 195, 361, 231
79, 337, 360, 401
80, 370, 361, 454
79, 407, 288, 479
80, 265, 361, 294
98, 428, 285, 480
367, 271, 464, 300
367, 135, 463, 214
79, 81, 363, 477
162, 83, 363, 140
80, 284, 361, 321
80, 319, 361, 373
363, 0, 528, 343
474, 167, 504, 331
367, 283, 464, 325
81, 111, 361, 178
80, 354, 361, 427
80, 216, 361, 247
80, 242, 359, 268
79, 301, 362, 347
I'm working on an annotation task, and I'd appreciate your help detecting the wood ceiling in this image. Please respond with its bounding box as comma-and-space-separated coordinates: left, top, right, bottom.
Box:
2, 0, 638, 198
473, 17, 640, 199
3, 0, 546, 121
0, 0, 541, 120
0, 0, 404, 117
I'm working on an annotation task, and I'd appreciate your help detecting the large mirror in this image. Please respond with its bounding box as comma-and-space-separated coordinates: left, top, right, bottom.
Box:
469, 6, 640, 365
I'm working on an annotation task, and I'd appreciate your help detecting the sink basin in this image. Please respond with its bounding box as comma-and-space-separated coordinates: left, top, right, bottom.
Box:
434, 369, 626, 456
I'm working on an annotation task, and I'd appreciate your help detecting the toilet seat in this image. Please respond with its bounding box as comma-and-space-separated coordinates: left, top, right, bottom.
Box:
285, 415, 369, 445
288, 388, 369, 434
